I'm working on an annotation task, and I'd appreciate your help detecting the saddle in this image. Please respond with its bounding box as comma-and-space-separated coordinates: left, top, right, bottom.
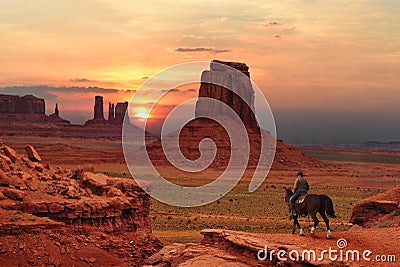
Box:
296, 192, 308, 204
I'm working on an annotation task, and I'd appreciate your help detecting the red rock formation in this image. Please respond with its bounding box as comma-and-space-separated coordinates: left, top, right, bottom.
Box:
0, 94, 45, 114
195, 60, 257, 129
0, 141, 162, 265
114, 102, 129, 124
85, 96, 108, 125
94, 96, 105, 121
147, 60, 323, 174
54, 103, 59, 116
0, 95, 70, 125
25, 145, 42, 162
147, 229, 346, 266
107, 101, 130, 125
350, 184, 400, 227
48, 103, 71, 124
0, 142, 155, 234
0, 93, 138, 138
108, 102, 115, 122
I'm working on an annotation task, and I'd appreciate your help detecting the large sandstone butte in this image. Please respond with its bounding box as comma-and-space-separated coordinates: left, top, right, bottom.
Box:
0, 139, 162, 266
350, 184, 400, 227
147, 60, 323, 176
195, 60, 257, 128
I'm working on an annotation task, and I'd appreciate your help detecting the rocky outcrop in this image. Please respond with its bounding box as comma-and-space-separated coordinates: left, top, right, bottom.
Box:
94, 95, 105, 121
3, 145, 18, 163
0, 141, 154, 234
195, 60, 257, 129
350, 184, 400, 227
85, 96, 130, 125
0, 141, 162, 265
48, 103, 71, 124
108, 101, 130, 125
146, 229, 347, 266
85, 96, 107, 125
114, 102, 129, 124
108, 102, 115, 122
0, 94, 45, 114
80, 172, 108, 196
25, 145, 42, 162
54, 103, 59, 116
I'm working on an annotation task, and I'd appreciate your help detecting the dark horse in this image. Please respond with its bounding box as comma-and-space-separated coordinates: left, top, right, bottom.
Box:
284, 187, 336, 238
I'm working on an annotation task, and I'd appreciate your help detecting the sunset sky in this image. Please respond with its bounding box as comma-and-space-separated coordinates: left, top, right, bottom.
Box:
1, 0, 399, 142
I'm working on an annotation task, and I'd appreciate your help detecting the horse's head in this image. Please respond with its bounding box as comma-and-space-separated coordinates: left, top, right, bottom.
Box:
283, 187, 293, 203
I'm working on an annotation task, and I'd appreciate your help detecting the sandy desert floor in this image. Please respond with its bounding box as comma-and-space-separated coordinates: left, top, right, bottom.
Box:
3, 136, 400, 246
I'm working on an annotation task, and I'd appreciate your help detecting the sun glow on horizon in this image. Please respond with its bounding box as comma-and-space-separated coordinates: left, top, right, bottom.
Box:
137, 111, 149, 120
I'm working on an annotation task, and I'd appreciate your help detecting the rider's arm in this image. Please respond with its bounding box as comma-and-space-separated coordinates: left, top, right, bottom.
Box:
293, 179, 299, 193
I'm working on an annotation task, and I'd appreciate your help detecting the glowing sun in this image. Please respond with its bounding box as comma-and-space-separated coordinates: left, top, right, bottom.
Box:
137, 111, 149, 119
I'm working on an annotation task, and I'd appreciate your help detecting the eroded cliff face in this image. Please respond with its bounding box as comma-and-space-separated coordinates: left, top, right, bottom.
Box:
0, 139, 162, 266
195, 60, 257, 129
0, 94, 71, 126
0, 94, 45, 115
93, 95, 106, 122
350, 185, 400, 227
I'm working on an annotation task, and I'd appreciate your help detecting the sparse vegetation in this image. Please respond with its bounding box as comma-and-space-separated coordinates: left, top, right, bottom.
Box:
151, 182, 381, 243
10, 216, 21, 222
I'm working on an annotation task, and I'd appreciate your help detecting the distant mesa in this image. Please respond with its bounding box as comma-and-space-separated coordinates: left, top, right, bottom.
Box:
0, 93, 130, 127
0, 94, 44, 115
0, 94, 70, 125
84, 95, 130, 125
0, 93, 140, 140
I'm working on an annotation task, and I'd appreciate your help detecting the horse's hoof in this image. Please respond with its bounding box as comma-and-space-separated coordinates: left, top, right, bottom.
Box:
299, 229, 304, 236
326, 230, 331, 239
310, 227, 315, 237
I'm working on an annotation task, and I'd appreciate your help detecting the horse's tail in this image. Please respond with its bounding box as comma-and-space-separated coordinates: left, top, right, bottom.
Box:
321, 195, 336, 218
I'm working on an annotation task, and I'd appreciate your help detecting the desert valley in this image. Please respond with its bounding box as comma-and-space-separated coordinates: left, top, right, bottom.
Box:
1, 61, 400, 266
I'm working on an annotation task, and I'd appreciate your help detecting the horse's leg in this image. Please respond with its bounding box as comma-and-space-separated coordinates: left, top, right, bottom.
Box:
320, 212, 331, 239
296, 219, 304, 236
292, 216, 297, 234
310, 212, 319, 237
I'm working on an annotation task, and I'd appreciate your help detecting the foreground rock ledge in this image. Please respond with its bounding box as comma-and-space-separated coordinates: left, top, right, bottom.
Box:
146, 227, 400, 267
350, 184, 400, 227
146, 229, 342, 266
0, 141, 162, 266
